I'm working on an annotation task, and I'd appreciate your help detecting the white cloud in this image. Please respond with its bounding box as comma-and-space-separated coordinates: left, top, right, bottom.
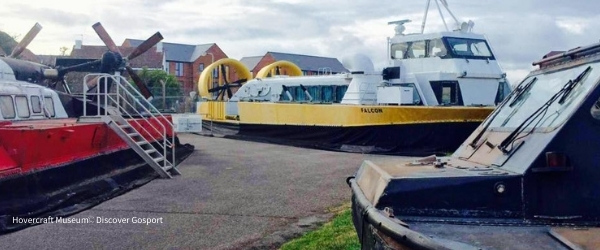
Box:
1, 0, 599, 83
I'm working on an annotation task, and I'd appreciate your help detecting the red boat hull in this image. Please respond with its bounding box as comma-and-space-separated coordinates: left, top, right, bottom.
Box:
0, 117, 194, 233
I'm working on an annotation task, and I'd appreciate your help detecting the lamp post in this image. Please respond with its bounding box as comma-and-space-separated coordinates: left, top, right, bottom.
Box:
159, 79, 166, 110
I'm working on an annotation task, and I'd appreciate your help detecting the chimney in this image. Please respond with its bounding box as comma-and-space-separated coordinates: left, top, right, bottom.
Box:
75, 40, 82, 49
156, 42, 163, 52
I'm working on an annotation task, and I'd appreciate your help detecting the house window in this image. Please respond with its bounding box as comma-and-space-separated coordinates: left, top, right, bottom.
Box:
15, 96, 30, 118
165, 62, 170, 73
175, 62, 184, 76
199, 63, 205, 73
0, 95, 15, 119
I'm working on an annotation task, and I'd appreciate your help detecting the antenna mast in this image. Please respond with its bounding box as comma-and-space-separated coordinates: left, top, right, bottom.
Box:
420, 0, 463, 33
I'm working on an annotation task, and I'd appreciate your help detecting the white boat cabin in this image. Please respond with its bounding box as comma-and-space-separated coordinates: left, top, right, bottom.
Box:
226, 9, 510, 108
0, 59, 68, 121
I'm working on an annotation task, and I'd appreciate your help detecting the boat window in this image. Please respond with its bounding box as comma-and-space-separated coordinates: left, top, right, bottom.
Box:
334, 85, 348, 103
591, 99, 600, 120
495, 81, 512, 104
428, 39, 447, 58
390, 43, 409, 59
44, 97, 56, 117
15, 96, 30, 118
280, 88, 292, 101
31, 96, 42, 113
321, 86, 334, 102
0, 96, 15, 119
307, 86, 320, 101
444, 37, 495, 59
490, 62, 600, 129
407, 41, 426, 58
430, 81, 463, 105
293, 86, 307, 101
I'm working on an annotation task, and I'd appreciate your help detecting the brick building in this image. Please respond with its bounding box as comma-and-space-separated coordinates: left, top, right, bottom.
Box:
240, 52, 347, 77
64, 42, 164, 92
122, 40, 228, 95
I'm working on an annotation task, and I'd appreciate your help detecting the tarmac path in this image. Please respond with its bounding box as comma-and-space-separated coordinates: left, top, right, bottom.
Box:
0, 134, 410, 249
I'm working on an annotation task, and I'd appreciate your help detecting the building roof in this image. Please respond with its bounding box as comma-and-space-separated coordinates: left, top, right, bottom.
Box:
124, 39, 214, 63
239, 56, 263, 71
268, 52, 347, 73
37, 55, 60, 67
70, 45, 163, 69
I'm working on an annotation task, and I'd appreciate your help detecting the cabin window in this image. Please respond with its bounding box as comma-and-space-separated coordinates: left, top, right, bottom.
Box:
407, 41, 426, 58
307, 86, 320, 101
428, 39, 447, 58
0, 96, 15, 119
321, 86, 334, 103
391, 43, 409, 59
334, 85, 348, 103
491, 64, 598, 129
15, 96, 30, 118
280, 87, 292, 101
444, 37, 494, 59
31, 96, 42, 113
44, 97, 56, 117
430, 81, 463, 105
495, 81, 512, 104
293, 86, 307, 101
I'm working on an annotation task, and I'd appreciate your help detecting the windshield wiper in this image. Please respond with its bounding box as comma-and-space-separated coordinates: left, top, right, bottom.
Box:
468, 77, 536, 148
509, 77, 537, 107
498, 66, 593, 153
558, 66, 592, 104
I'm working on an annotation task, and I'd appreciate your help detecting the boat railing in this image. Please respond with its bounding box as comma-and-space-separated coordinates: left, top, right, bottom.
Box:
82, 73, 175, 170
318, 67, 332, 75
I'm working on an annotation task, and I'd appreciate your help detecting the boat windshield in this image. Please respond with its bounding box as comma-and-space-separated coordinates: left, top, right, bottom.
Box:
443, 37, 495, 60
488, 62, 600, 130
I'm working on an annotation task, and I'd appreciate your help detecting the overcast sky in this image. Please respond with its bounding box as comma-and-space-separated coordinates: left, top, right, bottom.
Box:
1, 0, 597, 83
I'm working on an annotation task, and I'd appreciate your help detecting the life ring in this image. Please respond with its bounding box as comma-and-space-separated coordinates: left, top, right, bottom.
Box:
198, 58, 252, 99
255, 60, 303, 78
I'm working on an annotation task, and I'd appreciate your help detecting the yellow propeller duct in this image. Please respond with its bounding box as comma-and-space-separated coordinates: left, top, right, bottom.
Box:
198, 58, 252, 99
255, 60, 303, 78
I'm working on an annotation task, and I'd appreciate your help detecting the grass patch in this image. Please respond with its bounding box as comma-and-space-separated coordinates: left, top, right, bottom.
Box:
280, 204, 360, 250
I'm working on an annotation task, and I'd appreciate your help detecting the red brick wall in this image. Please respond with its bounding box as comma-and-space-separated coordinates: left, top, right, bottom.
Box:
191, 44, 229, 94
252, 54, 276, 77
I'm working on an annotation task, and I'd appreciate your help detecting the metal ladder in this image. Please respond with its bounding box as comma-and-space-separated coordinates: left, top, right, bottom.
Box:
80, 73, 179, 178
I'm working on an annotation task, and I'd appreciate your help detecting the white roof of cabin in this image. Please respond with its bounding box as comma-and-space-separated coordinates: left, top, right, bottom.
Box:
390, 31, 486, 43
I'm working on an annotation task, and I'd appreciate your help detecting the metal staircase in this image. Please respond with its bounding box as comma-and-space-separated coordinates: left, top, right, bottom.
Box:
79, 73, 179, 178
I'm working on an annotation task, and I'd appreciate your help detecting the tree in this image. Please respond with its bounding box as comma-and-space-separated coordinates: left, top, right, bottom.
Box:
131, 67, 182, 110
0, 31, 18, 56
59, 46, 69, 56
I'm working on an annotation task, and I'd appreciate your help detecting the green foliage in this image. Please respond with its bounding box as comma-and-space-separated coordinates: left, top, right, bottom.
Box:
130, 67, 183, 110
131, 67, 181, 95
280, 208, 360, 250
0, 30, 17, 56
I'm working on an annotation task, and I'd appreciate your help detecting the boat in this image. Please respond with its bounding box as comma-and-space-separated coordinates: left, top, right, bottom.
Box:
348, 38, 600, 248
0, 23, 194, 233
196, 1, 511, 156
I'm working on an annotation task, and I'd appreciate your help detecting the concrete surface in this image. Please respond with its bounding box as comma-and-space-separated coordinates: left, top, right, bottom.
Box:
0, 134, 410, 249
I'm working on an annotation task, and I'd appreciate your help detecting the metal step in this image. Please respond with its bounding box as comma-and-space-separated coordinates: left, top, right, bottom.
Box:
104, 117, 179, 178
78, 74, 179, 179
